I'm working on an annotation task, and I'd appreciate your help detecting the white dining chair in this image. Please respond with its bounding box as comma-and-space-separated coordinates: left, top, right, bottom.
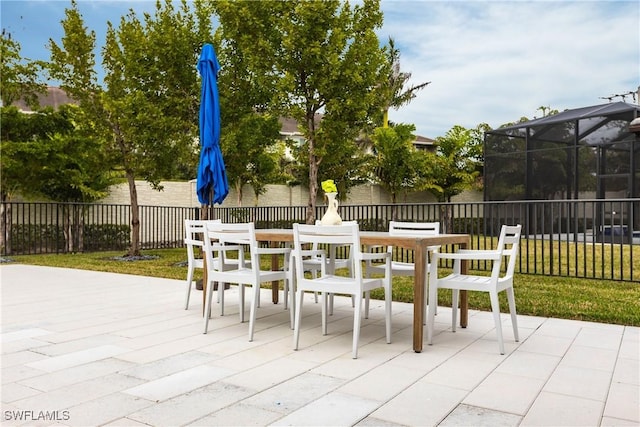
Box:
366, 221, 440, 321
301, 220, 355, 309
291, 222, 392, 359
427, 224, 522, 354
184, 218, 249, 311
184, 219, 219, 310
202, 221, 291, 341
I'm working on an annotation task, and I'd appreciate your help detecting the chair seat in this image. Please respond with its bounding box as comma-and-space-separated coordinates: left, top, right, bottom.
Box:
304, 257, 350, 270
438, 273, 514, 292
438, 273, 491, 287
297, 274, 385, 294
213, 267, 287, 284
369, 260, 417, 275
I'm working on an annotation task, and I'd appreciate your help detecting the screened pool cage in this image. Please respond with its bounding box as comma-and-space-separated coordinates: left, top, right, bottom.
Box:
484, 102, 640, 243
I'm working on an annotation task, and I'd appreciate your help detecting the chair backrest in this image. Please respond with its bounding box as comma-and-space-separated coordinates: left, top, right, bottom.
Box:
387, 221, 440, 253
185, 219, 221, 256
492, 224, 522, 280
293, 222, 361, 280
203, 222, 256, 269
389, 221, 440, 236
311, 220, 358, 251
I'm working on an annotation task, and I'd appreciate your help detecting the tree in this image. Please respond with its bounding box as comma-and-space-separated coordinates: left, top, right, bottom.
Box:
220, 113, 282, 206
372, 124, 429, 211
290, 130, 374, 201
282, 0, 387, 223
48, 0, 212, 256
211, 1, 287, 208
426, 124, 483, 232
213, 0, 386, 223
0, 30, 46, 108
377, 37, 430, 128
1, 105, 112, 202
1, 105, 115, 252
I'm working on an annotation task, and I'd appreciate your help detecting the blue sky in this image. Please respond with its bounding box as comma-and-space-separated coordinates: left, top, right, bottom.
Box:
2, 0, 638, 138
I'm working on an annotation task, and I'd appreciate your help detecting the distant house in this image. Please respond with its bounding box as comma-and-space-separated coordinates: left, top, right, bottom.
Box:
10, 86, 76, 113
277, 115, 435, 153
14, 86, 435, 150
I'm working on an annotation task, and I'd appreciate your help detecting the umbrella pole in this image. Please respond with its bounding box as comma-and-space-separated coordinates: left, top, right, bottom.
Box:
200, 192, 216, 316
201, 204, 209, 316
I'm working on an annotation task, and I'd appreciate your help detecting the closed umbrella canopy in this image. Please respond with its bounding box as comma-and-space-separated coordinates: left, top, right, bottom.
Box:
197, 43, 229, 206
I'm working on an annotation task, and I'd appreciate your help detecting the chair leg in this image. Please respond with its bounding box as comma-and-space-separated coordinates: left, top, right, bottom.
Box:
285, 270, 294, 329
293, 290, 304, 350
248, 283, 260, 342
329, 293, 334, 316
239, 284, 245, 323
451, 290, 459, 333
426, 279, 437, 345
364, 290, 370, 319
185, 265, 194, 310
321, 292, 329, 335
423, 272, 435, 324
506, 286, 519, 342
489, 290, 505, 354
423, 276, 427, 325
311, 269, 319, 303
218, 282, 225, 316
203, 278, 214, 334
352, 293, 363, 359
284, 272, 290, 311
385, 282, 392, 344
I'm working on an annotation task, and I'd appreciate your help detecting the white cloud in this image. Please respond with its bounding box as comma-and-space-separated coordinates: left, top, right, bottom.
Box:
379, 1, 640, 137
3, 0, 637, 139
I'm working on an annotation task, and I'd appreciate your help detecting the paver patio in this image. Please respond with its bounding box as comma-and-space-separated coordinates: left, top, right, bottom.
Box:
1, 264, 638, 426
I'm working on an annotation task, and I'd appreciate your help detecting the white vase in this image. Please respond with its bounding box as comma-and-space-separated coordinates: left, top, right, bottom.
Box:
320, 192, 342, 225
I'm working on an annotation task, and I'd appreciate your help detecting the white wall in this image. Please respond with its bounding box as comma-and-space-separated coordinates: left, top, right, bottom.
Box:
99, 180, 482, 207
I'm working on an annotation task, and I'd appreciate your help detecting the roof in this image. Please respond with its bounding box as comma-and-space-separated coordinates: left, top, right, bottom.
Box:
485, 102, 640, 147
278, 116, 434, 147
11, 86, 77, 112
488, 102, 640, 135
14, 87, 435, 146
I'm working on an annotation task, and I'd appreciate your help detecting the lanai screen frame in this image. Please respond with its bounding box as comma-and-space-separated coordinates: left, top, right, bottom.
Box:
483, 102, 640, 202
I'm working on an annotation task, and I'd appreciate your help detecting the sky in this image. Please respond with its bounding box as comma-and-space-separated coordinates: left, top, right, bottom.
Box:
1, 0, 639, 138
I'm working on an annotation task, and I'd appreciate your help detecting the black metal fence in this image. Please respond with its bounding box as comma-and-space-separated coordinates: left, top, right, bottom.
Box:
2, 198, 638, 282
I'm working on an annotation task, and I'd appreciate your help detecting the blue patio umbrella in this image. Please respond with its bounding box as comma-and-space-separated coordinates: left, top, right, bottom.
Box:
196, 43, 229, 206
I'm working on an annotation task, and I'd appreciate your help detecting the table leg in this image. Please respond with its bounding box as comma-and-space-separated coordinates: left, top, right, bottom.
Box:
460, 290, 468, 328
413, 244, 426, 352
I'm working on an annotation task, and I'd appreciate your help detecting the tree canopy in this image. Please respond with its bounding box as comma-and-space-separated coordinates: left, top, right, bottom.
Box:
48, 0, 213, 256
0, 30, 46, 108
213, 0, 387, 222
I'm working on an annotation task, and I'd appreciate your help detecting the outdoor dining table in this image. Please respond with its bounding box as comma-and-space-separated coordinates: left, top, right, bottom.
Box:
254, 228, 471, 353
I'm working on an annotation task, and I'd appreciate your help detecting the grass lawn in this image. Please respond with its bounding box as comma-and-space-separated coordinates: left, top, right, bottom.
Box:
5, 248, 639, 327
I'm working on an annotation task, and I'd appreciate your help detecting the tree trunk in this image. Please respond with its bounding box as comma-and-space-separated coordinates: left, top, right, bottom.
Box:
76, 205, 84, 252
0, 195, 11, 255
306, 113, 319, 225
440, 203, 453, 234
307, 153, 318, 225
62, 205, 72, 253
391, 192, 398, 221
127, 172, 141, 257
235, 178, 243, 207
